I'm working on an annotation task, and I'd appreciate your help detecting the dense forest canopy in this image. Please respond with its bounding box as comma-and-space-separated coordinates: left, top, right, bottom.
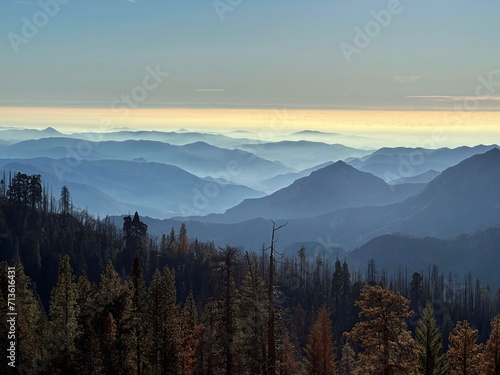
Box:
1, 172, 499, 374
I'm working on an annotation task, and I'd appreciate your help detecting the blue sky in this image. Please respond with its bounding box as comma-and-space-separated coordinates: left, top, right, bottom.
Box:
1, 0, 500, 109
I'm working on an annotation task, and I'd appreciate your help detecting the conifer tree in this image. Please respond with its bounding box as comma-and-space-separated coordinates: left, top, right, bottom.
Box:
127, 257, 147, 375
277, 329, 299, 375
415, 302, 445, 375
339, 341, 356, 375
332, 259, 352, 341
147, 266, 179, 374
178, 222, 190, 256
97, 260, 133, 374
122, 212, 149, 275
59, 185, 71, 216
446, 320, 483, 375
179, 291, 203, 375
13, 260, 47, 373
102, 312, 118, 374
347, 285, 418, 375
214, 246, 239, 375
202, 298, 226, 374
483, 315, 500, 375
74, 275, 104, 374
239, 265, 268, 374
302, 306, 336, 375
48, 256, 80, 373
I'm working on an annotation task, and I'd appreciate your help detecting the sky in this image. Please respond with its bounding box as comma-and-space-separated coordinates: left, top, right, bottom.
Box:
0, 0, 499, 140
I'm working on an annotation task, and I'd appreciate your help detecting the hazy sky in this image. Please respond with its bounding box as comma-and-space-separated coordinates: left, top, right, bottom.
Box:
1, 0, 500, 110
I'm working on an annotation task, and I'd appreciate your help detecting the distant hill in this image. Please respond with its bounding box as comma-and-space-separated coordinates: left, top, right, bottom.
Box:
237, 140, 371, 169
136, 149, 500, 252
0, 137, 291, 188
0, 158, 265, 218
285, 130, 383, 149
347, 227, 500, 289
389, 169, 440, 185
0, 126, 63, 141
347, 145, 498, 181
68, 129, 261, 149
259, 162, 333, 192
0, 127, 260, 148
219, 161, 425, 222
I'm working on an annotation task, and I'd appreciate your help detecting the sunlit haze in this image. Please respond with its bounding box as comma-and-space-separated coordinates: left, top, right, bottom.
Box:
0, 106, 498, 148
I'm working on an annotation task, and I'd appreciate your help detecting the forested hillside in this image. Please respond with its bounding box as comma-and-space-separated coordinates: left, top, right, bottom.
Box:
1, 172, 500, 374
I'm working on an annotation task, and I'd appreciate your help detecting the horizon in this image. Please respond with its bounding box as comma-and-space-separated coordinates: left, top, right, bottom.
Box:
1, 106, 499, 148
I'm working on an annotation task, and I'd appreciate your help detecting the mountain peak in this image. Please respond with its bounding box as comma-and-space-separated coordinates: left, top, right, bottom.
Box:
42, 127, 61, 135
482, 147, 500, 156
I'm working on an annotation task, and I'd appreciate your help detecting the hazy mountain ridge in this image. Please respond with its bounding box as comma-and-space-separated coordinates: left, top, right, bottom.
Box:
259, 161, 334, 192
0, 157, 265, 218
217, 161, 425, 223
134, 148, 500, 253
347, 227, 500, 288
237, 140, 371, 170
0, 126, 63, 141
0, 137, 292, 188
389, 169, 440, 185
347, 144, 498, 181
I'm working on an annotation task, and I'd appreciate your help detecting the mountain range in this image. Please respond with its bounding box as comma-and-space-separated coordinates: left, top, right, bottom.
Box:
347, 227, 500, 288
0, 137, 292, 188
346, 144, 498, 181
0, 158, 265, 218
2, 128, 500, 286
133, 148, 500, 257
237, 140, 372, 170
212, 160, 425, 223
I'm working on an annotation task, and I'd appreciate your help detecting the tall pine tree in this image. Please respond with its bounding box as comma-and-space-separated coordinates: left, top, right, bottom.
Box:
48, 256, 80, 374
446, 320, 483, 375
415, 302, 445, 375
483, 315, 500, 375
347, 285, 418, 375
302, 306, 336, 375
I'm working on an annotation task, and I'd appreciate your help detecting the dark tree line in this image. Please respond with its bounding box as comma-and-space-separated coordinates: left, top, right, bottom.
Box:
1, 173, 500, 374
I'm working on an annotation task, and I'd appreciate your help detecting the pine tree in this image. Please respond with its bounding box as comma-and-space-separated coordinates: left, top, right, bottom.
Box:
13, 260, 48, 373
332, 260, 352, 342
302, 306, 336, 375
202, 298, 226, 374
97, 260, 133, 375
48, 256, 80, 373
339, 341, 356, 375
127, 257, 147, 375
179, 291, 203, 375
59, 185, 71, 215
446, 320, 483, 375
410, 272, 424, 314
415, 302, 445, 375
483, 315, 500, 375
122, 212, 149, 275
74, 275, 104, 374
277, 329, 299, 375
146, 266, 179, 374
178, 223, 190, 256
102, 312, 118, 374
347, 285, 419, 375
213, 246, 239, 375
239, 266, 268, 375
